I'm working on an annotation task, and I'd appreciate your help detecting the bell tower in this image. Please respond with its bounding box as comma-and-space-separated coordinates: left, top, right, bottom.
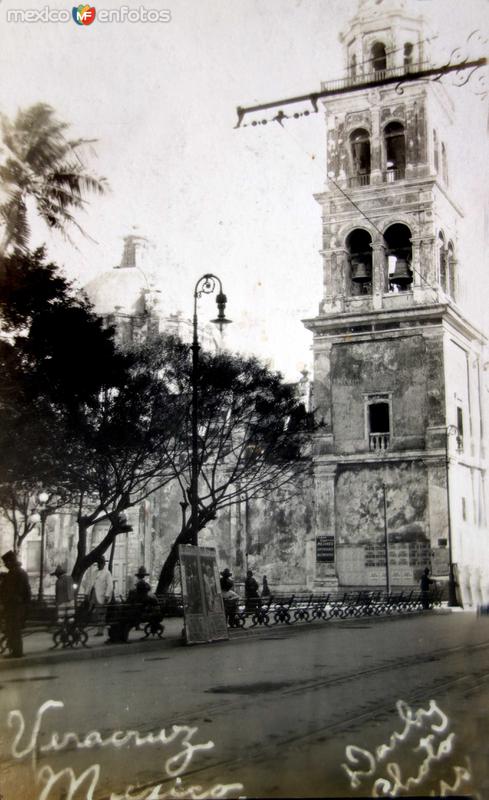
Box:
304, 0, 488, 602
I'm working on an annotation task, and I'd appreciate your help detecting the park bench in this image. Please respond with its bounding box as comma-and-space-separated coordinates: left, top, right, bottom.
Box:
225, 587, 444, 629
0, 593, 180, 652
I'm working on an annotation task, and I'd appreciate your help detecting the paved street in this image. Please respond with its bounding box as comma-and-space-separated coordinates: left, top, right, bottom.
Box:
0, 610, 488, 799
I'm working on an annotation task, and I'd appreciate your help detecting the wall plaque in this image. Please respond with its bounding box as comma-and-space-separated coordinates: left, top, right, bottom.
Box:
316, 535, 335, 563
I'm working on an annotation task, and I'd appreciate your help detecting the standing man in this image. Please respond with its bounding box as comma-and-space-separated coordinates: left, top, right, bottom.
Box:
89, 557, 113, 636
244, 569, 260, 612
51, 564, 75, 623
420, 567, 435, 610
0, 551, 31, 658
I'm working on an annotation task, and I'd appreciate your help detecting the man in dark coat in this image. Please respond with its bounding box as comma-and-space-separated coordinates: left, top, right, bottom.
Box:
0, 551, 31, 657
420, 567, 435, 610
244, 569, 260, 612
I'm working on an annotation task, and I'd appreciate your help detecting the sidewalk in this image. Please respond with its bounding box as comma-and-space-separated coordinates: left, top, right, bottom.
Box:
0, 604, 460, 671
0, 617, 186, 671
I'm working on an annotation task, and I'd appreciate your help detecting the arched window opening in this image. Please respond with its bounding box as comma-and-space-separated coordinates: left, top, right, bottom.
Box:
371, 41, 387, 74
350, 54, 357, 81
349, 128, 371, 186
384, 223, 412, 292
384, 122, 406, 181
346, 228, 373, 296
447, 242, 456, 299
404, 42, 414, 70
433, 130, 439, 173
441, 142, 449, 185
438, 232, 447, 292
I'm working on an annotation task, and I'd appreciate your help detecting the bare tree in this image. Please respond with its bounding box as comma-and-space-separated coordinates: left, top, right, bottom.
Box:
156, 348, 312, 592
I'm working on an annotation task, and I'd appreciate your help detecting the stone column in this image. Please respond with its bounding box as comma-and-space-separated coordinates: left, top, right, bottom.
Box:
371, 241, 386, 309
422, 236, 436, 288
410, 237, 422, 287
369, 92, 382, 185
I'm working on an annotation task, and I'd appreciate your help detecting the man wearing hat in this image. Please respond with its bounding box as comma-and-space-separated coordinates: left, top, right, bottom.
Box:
220, 567, 234, 592
0, 551, 31, 658
51, 565, 75, 623
89, 556, 114, 636
219, 567, 239, 626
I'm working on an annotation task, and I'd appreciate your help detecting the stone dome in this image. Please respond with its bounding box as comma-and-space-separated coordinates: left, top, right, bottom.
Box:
84, 234, 177, 317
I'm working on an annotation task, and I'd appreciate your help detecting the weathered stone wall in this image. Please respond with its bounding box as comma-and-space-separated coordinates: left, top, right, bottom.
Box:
329, 333, 440, 452
335, 461, 430, 586
204, 475, 314, 593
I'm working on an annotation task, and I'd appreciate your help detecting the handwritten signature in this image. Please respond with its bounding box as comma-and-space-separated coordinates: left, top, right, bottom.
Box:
342, 699, 472, 797
8, 700, 245, 799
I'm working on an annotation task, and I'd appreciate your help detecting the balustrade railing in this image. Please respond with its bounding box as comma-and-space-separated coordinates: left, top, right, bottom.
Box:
348, 173, 371, 188
383, 168, 405, 183
369, 432, 390, 451
322, 62, 428, 93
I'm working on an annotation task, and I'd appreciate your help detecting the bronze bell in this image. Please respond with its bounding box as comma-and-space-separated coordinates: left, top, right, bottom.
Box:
351, 260, 371, 284
389, 257, 413, 286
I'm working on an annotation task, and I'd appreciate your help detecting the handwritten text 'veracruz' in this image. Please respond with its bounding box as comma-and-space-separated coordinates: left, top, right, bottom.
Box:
8, 700, 245, 799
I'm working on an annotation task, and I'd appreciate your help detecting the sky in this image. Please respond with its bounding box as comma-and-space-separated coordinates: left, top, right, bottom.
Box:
0, 0, 488, 378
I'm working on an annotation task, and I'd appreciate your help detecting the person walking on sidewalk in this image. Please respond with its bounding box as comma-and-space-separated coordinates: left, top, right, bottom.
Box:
51, 565, 75, 623
262, 575, 271, 598
89, 557, 113, 636
244, 569, 260, 612
420, 567, 435, 610
0, 550, 31, 658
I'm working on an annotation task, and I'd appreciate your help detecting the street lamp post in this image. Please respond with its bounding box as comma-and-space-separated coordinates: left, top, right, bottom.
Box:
190, 274, 231, 546
382, 483, 391, 594
445, 425, 460, 607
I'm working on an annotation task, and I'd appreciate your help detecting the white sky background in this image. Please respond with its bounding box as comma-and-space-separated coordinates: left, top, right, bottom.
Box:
0, 0, 488, 378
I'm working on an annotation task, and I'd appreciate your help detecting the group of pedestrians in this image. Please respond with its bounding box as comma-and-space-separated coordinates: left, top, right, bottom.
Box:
0, 551, 115, 657
219, 567, 271, 624
0, 550, 441, 656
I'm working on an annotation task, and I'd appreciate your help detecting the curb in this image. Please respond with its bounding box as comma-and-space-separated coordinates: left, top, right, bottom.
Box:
0, 605, 463, 670
0, 631, 184, 672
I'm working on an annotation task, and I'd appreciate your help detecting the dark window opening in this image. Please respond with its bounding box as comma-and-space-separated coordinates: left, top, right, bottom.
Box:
372, 41, 387, 73
369, 402, 390, 433
461, 497, 467, 521
404, 42, 414, 70
441, 142, 449, 185
349, 128, 371, 186
457, 406, 464, 450
438, 232, 447, 292
368, 401, 391, 451
351, 54, 357, 81
384, 121, 406, 181
447, 243, 456, 299
384, 223, 413, 291
346, 228, 372, 295
433, 129, 439, 173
